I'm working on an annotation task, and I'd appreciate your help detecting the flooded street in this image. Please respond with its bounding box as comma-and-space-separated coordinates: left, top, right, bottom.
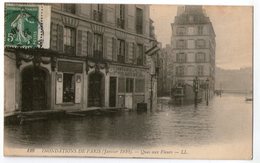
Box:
5, 93, 252, 150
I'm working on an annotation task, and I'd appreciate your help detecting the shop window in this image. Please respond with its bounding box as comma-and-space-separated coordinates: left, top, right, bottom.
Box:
63, 73, 75, 102
118, 77, 125, 93
64, 26, 76, 55
135, 79, 145, 93
126, 78, 134, 93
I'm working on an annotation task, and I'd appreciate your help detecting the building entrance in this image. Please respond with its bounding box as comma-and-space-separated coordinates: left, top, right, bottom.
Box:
109, 77, 117, 107
22, 66, 47, 111
88, 71, 104, 107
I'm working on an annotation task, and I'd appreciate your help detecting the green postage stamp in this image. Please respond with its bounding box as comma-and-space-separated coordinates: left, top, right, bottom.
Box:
5, 6, 39, 48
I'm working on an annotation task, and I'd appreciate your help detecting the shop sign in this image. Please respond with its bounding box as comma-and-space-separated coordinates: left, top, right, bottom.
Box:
109, 65, 146, 77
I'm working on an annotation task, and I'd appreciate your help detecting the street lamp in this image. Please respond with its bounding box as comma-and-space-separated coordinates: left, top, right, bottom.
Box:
206, 78, 209, 106
193, 76, 199, 106
150, 72, 157, 111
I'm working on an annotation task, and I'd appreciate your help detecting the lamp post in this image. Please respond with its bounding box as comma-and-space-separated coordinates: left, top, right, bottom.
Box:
150, 66, 159, 111
206, 78, 209, 106
193, 76, 199, 106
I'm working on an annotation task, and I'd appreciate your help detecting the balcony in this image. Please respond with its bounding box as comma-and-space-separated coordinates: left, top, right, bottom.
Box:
117, 18, 125, 29
93, 10, 103, 22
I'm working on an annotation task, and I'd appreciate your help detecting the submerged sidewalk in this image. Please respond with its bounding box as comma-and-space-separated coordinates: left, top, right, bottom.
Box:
4, 107, 125, 125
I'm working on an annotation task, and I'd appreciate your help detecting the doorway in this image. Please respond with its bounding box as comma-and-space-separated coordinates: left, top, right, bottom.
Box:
22, 66, 47, 111
109, 77, 117, 107
88, 71, 104, 107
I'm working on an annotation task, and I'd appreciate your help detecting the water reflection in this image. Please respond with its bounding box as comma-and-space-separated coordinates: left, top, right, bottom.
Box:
5, 94, 252, 148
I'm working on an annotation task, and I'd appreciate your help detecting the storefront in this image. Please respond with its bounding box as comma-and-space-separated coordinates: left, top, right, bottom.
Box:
55, 59, 84, 110
109, 64, 148, 109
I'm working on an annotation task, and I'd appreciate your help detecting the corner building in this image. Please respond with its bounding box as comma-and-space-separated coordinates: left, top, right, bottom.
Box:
171, 6, 216, 98
4, 4, 157, 114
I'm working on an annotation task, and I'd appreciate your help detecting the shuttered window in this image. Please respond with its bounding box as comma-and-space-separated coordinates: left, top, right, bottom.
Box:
87, 31, 93, 57
57, 24, 64, 53
77, 30, 82, 56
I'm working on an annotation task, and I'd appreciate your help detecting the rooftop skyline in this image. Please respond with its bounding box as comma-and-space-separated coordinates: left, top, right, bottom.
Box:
150, 5, 253, 70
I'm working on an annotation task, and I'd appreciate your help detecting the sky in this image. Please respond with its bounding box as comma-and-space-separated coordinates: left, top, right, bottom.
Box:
150, 5, 253, 70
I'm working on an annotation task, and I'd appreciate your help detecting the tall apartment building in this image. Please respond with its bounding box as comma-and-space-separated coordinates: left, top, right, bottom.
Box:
4, 4, 158, 114
171, 6, 216, 98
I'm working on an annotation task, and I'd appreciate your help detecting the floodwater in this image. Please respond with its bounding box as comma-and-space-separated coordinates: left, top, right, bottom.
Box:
5, 93, 252, 151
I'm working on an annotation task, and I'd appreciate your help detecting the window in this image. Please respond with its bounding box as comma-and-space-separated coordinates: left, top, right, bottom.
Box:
126, 78, 134, 93
196, 52, 205, 62
63, 73, 75, 102
93, 4, 102, 22
187, 27, 195, 35
177, 40, 185, 49
176, 66, 184, 76
64, 27, 76, 55
176, 27, 185, 35
197, 65, 204, 76
196, 39, 206, 48
117, 39, 125, 63
63, 4, 76, 14
117, 5, 125, 29
118, 78, 125, 93
137, 44, 144, 65
136, 8, 143, 34
187, 39, 195, 49
176, 53, 186, 63
198, 26, 203, 35
188, 15, 194, 23
135, 79, 145, 92
93, 33, 103, 60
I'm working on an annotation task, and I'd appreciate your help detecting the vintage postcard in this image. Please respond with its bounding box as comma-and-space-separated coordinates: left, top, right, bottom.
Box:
3, 2, 253, 159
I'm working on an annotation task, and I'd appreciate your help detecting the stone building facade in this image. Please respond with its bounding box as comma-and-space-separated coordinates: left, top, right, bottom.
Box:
4, 4, 158, 114
171, 6, 216, 97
